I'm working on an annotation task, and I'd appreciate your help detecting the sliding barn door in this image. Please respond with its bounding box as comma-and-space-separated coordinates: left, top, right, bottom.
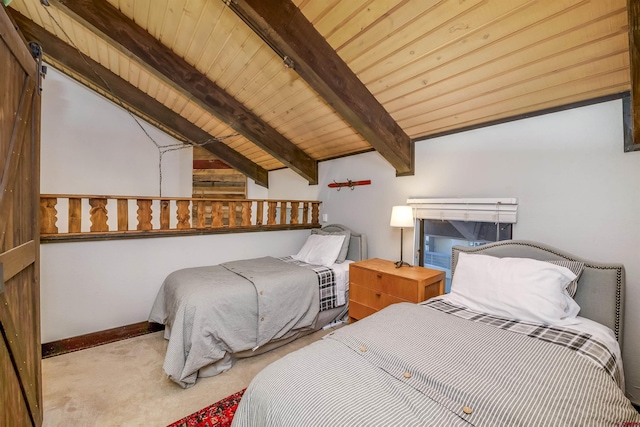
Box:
0, 6, 43, 427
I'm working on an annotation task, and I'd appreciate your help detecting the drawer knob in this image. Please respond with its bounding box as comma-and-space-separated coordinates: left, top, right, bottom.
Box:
376, 273, 382, 278
376, 292, 381, 297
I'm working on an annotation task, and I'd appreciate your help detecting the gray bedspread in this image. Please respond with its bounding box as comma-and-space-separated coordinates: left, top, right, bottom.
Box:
233, 300, 640, 426
149, 256, 320, 388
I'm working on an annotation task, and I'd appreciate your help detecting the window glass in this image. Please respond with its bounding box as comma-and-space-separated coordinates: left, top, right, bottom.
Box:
418, 220, 512, 292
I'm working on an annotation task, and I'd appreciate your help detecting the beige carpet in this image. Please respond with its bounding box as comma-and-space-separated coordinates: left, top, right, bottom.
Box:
42, 328, 333, 427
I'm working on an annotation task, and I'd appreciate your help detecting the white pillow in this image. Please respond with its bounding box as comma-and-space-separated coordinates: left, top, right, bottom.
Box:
311, 228, 351, 263
448, 252, 580, 325
292, 234, 346, 267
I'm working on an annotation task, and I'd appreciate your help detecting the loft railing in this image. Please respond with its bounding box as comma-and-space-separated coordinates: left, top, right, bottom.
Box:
40, 194, 321, 242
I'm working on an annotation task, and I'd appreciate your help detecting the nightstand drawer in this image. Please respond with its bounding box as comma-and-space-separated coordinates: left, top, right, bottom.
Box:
350, 284, 407, 310
350, 268, 418, 301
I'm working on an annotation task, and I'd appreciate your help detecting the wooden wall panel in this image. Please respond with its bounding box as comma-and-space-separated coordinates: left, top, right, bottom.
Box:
192, 148, 247, 199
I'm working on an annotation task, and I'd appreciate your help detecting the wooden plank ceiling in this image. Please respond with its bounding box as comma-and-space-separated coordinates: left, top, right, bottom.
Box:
5, 0, 632, 187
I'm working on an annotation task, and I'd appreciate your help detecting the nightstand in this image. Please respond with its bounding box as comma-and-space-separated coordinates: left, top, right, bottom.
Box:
348, 258, 446, 322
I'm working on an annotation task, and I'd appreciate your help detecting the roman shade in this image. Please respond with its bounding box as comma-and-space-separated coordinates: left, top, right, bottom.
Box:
406, 198, 518, 223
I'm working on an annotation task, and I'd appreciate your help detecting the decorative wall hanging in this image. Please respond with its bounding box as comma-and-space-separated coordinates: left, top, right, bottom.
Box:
328, 179, 371, 191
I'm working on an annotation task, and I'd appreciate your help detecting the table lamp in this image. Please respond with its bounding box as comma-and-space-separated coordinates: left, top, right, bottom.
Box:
390, 205, 414, 268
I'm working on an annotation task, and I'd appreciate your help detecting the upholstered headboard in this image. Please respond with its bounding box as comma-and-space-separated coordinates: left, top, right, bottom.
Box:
452, 240, 625, 346
320, 224, 368, 262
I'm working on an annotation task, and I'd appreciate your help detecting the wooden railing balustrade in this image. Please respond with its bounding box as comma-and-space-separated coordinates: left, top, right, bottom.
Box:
40, 194, 321, 242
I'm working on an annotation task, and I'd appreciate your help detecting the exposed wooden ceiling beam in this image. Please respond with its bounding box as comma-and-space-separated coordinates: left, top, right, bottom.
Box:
227, 0, 413, 175
626, 0, 639, 150
49, 0, 318, 184
9, 10, 270, 187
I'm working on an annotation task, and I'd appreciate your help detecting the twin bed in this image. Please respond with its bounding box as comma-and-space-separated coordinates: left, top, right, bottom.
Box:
149, 224, 367, 388
231, 240, 640, 426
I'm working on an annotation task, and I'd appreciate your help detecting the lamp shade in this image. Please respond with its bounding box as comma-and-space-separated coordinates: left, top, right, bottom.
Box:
390, 205, 414, 228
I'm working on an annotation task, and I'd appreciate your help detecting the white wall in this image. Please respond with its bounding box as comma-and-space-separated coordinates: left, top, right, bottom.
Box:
41, 67, 191, 197
268, 100, 640, 404
40, 230, 309, 342
39, 69, 310, 342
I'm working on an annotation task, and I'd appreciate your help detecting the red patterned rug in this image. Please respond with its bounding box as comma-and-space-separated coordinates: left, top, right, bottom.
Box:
167, 388, 246, 427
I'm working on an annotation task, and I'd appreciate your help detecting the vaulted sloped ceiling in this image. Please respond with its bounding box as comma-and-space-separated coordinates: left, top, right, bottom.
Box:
5, 0, 636, 188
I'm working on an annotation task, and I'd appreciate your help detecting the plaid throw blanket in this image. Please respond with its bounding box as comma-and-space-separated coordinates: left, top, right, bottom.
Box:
279, 256, 337, 311
424, 298, 620, 386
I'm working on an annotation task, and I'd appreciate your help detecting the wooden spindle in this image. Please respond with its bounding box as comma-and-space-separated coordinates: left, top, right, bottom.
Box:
176, 200, 190, 229
211, 201, 223, 228
311, 202, 321, 225
89, 198, 109, 232
241, 201, 252, 226
267, 201, 277, 225
196, 200, 206, 228
68, 198, 82, 233
290, 201, 299, 225
228, 201, 237, 227
302, 202, 309, 225
279, 201, 287, 225
256, 201, 264, 226
137, 199, 152, 231
117, 199, 129, 231
40, 197, 59, 234
160, 200, 170, 230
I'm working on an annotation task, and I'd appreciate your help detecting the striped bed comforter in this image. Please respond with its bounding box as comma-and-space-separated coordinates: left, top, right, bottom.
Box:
232, 300, 640, 427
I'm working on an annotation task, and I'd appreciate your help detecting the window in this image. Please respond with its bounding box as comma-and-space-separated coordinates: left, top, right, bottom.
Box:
407, 198, 517, 292
417, 219, 512, 292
